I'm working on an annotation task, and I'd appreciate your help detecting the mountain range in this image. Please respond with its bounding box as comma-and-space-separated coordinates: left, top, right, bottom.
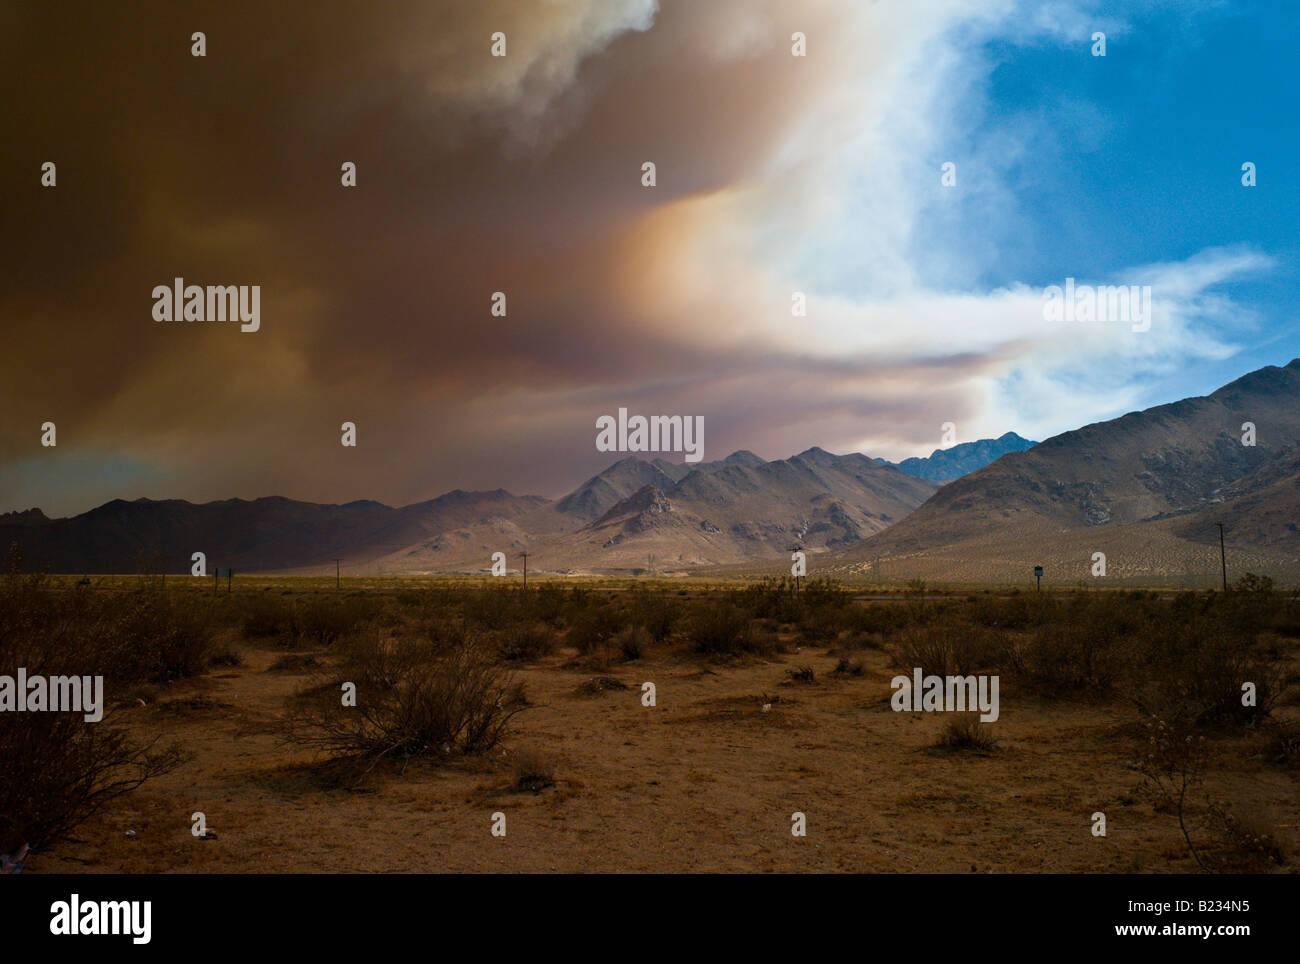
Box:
875, 432, 1037, 481
3, 359, 1297, 582
829, 359, 1300, 585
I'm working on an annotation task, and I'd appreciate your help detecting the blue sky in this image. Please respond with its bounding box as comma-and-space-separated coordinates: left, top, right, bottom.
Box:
918, 0, 1300, 412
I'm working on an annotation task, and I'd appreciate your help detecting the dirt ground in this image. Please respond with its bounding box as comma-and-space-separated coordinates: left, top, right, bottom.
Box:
36, 630, 1299, 874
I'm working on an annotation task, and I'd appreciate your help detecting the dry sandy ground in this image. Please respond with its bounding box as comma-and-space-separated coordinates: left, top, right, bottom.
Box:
822, 519, 1300, 589
36, 636, 1300, 874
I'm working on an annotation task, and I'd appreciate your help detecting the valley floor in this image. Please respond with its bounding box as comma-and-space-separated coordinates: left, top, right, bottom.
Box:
38, 622, 1298, 874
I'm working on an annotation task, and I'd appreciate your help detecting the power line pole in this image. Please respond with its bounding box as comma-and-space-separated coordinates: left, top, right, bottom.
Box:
520, 552, 529, 589
1216, 523, 1227, 591
335, 558, 342, 591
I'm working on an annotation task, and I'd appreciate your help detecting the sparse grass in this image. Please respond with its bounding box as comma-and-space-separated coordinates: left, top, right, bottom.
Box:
512, 747, 556, 793
1204, 803, 1288, 872
934, 714, 998, 753
785, 665, 816, 684
830, 656, 865, 677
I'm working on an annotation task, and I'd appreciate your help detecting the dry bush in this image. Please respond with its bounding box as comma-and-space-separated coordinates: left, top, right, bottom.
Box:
523, 584, 569, 628
934, 714, 997, 752
496, 621, 557, 661
1203, 803, 1288, 872
1129, 621, 1281, 727
1013, 618, 1124, 696
686, 599, 776, 656
2, 566, 217, 686
565, 604, 624, 655
332, 626, 446, 688
628, 590, 678, 643
0, 712, 186, 855
296, 594, 381, 647
735, 577, 800, 622
613, 624, 651, 661
830, 656, 865, 677
797, 579, 854, 640
1138, 711, 1212, 871
830, 630, 885, 654
893, 622, 1006, 678
1260, 719, 1300, 768
511, 747, 556, 793
284, 631, 526, 772
1140, 709, 1290, 872
239, 592, 301, 644
0, 564, 188, 854
461, 586, 521, 631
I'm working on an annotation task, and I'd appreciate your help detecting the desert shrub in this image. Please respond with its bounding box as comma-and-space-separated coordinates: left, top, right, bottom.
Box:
268, 653, 323, 673
564, 585, 594, 616
1222, 574, 1282, 637
1139, 709, 1288, 872
497, 621, 557, 661
964, 592, 1054, 631
526, 583, 568, 627
843, 602, 918, 637
830, 656, 865, 677
801, 578, 851, 610
0, 568, 217, 685
893, 624, 960, 677
240, 593, 300, 643
0, 566, 187, 855
786, 665, 815, 684
934, 714, 997, 752
296, 594, 381, 647
892, 618, 1011, 681
461, 587, 519, 631
1259, 719, 1300, 769
613, 624, 651, 661
798, 603, 849, 642
739, 577, 853, 641
1204, 804, 1288, 872
834, 630, 885, 651
208, 638, 244, 667
565, 604, 624, 655
1130, 617, 1281, 727
106, 589, 218, 682
0, 711, 186, 855
629, 589, 678, 643
737, 577, 802, 623
1234, 572, 1275, 594
512, 747, 556, 793
1013, 617, 1123, 695
332, 626, 443, 689
686, 599, 764, 655
285, 633, 526, 769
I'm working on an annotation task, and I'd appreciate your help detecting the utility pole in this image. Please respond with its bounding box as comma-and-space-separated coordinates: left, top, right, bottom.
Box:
1216, 523, 1227, 591
520, 552, 529, 589
335, 558, 342, 591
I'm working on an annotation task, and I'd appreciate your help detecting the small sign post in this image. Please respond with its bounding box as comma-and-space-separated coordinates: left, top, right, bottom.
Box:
1034, 565, 1043, 591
